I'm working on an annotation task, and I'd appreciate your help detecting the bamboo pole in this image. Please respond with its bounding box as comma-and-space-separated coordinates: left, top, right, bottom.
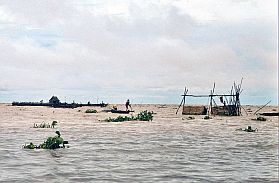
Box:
254, 100, 272, 115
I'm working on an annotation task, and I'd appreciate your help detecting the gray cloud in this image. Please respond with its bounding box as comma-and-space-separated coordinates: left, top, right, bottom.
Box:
0, 0, 277, 104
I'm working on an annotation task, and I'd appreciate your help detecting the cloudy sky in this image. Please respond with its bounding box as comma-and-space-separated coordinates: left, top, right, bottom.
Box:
0, 0, 277, 105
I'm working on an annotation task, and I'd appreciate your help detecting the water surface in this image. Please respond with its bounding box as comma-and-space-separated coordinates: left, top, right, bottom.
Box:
0, 104, 278, 182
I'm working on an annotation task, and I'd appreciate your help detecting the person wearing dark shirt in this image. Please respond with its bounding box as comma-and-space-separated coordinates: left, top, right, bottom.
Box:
125, 99, 132, 111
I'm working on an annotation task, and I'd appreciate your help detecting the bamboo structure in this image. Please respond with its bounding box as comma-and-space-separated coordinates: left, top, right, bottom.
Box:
177, 79, 243, 116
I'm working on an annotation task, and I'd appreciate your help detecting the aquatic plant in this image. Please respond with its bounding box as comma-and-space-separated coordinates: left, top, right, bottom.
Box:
137, 110, 153, 121
23, 131, 68, 149
39, 136, 64, 149
33, 121, 58, 128
85, 109, 97, 113
105, 115, 136, 122
105, 110, 154, 122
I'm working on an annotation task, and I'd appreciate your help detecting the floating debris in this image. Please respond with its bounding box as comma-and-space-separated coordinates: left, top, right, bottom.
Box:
187, 116, 195, 120
236, 126, 258, 132
33, 121, 58, 128
157, 105, 167, 108
252, 116, 267, 121
203, 116, 212, 120
182, 116, 195, 120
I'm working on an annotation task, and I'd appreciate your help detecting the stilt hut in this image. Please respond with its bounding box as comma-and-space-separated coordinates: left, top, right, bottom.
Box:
176, 79, 243, 116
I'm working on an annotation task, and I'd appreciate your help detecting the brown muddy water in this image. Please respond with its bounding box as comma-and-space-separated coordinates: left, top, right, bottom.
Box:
0, 104, 278, 182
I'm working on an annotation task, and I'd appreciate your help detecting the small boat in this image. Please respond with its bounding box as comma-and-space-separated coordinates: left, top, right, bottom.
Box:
259, 112, 279, 116
111, 109, 134, 114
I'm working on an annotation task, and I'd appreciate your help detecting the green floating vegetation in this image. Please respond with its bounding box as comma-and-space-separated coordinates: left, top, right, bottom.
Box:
23, 131, 68, 149
105, 110, 154, 122
85, 109, 97, 113
137, 110, 154, 121
105, 115, 136, 122
33, 121, 58, 128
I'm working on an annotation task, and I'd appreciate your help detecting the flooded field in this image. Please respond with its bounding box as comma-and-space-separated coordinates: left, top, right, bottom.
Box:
0, 104, 278, 182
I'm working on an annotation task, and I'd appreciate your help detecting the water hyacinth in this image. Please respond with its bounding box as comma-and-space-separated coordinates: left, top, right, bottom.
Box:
23, 131, 68, 149
137, 110, 154, 121
39, 136, 64, 149
105, 110, 154, 122
85, 109, 97, 113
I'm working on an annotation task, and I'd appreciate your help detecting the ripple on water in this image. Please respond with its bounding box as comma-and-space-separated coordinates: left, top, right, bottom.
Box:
0, 105, 278, 182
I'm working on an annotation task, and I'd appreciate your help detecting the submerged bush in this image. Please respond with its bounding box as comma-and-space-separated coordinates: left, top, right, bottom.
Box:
105, 110, 154, 122
85, 109, 97, 113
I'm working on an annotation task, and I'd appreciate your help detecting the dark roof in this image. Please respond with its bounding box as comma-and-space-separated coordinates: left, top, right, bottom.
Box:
49, 96, 60, 104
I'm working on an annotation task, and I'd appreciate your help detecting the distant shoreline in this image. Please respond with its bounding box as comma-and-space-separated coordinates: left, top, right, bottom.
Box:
0, 103, 278, 107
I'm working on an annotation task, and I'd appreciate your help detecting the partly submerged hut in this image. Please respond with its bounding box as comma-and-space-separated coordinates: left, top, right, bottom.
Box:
177, 79, 243, 116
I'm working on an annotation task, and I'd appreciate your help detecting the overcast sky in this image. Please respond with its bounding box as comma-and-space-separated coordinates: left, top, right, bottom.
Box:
0, 0, 277, 105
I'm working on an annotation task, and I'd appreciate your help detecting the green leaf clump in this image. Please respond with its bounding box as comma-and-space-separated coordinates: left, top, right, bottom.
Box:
85, 109, 97, 113
105, 115, 136, 122
137, 110, 153, 121
39, 136, 64, 149
105, 110, 154, 122
23, 131, 68, 149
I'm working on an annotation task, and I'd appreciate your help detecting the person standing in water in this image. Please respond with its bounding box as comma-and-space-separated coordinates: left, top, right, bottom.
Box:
125, 99, 132, 111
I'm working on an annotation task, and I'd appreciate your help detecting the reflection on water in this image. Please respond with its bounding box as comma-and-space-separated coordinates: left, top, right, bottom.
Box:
0, 105, 278, 182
